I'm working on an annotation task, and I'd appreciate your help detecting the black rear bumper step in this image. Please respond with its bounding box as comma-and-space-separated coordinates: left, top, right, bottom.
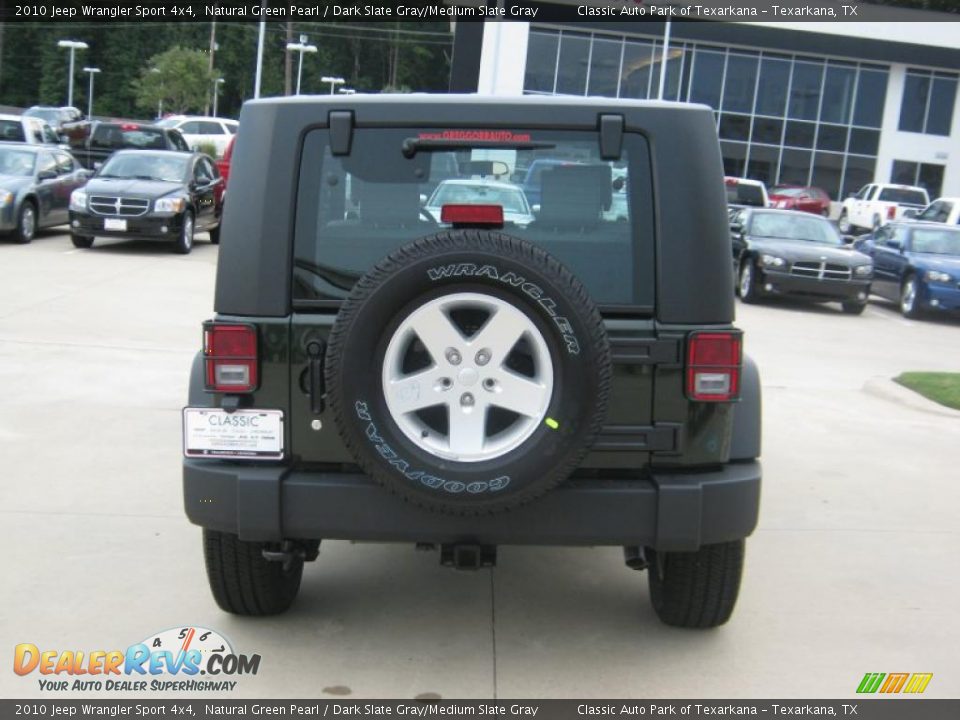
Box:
183, 460, 761, 552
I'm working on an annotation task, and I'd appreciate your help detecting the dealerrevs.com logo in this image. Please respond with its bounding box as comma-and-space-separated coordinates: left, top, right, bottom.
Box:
13, 626, 260, 692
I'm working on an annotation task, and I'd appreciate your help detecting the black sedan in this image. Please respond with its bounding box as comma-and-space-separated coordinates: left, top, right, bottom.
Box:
0, 142, 90, 243
69, 150, 222, 254
730, 208, 873, 314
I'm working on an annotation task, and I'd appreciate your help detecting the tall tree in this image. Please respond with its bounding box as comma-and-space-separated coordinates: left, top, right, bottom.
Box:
132, 47, 214, 115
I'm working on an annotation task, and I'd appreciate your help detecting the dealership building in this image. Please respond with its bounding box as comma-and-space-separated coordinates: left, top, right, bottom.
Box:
451, 3, 960, 201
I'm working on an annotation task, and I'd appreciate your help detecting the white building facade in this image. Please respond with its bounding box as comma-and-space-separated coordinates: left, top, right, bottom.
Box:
467, 17, 960, 201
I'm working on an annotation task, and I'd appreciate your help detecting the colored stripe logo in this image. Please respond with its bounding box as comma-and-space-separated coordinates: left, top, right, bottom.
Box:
857, 672, 932, 694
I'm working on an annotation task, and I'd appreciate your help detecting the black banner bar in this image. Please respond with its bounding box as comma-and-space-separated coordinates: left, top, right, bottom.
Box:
2, 0, 959, 24
3, 699, 960, 720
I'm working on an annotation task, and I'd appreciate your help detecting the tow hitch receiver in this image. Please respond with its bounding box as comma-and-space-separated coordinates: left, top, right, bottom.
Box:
441, 543, 497, 571
262, 540, 321, 571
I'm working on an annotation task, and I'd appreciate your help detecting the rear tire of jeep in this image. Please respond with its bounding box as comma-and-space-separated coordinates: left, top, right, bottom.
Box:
325, 230, 612, 515
647, 540, 744, 629
202, 529, 303, 616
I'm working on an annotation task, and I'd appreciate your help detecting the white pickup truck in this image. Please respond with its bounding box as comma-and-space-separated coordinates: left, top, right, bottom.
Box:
838, 183, 929, 233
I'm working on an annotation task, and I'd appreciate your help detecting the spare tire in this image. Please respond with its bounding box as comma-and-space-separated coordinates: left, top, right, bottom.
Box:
325, 230, 611, 514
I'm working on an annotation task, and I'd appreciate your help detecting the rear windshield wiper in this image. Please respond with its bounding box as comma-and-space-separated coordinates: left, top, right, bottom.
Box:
402, 137, 555, 158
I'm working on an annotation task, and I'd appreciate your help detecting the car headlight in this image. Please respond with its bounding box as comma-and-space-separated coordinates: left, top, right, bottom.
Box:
69, 190, 87, 212
854, 265, 873, 277
154, 197, 186, 213
761, 254, 786, 268
926, 270, 952, 283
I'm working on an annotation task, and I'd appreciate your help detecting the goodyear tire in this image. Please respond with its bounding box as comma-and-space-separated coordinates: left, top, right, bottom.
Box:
325, 230, 611, 515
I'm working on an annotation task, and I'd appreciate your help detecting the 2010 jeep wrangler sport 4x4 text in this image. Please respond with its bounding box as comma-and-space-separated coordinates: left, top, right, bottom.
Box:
182, 95, 762, 629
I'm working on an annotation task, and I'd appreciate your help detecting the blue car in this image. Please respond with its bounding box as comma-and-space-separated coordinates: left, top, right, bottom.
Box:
854, 222, 960, 318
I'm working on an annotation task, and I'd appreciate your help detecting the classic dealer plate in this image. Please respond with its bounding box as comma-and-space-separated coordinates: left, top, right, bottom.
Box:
104, 218, 127, 231
182, 408, 284, 460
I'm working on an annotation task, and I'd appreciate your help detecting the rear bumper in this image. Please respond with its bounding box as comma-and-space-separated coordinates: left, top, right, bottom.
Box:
760, 269, 870, 301
183, 460, 762, 551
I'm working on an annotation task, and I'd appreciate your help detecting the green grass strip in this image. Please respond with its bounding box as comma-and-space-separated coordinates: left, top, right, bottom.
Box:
895, 372, 960, 411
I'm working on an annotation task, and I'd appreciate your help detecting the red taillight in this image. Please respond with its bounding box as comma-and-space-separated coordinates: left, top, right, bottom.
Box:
120, 123, 140, 130
887, 206, 896, 219
203, 322, 258, 393
441, 204, 504, 226
686, 332, 742, 402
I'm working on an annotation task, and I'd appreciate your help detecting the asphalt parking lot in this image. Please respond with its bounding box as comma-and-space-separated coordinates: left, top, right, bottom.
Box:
1, 229, 958, 700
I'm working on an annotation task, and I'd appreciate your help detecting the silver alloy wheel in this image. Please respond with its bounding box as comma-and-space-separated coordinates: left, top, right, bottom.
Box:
20, 204, 36, 240
739, 263, 753, 297
901, 279, 916, 315
381, 292, 554, 463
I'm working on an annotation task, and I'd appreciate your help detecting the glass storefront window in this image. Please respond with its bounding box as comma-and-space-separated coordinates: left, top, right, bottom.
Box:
780, 148, 812, 186
720, 141, 747, 177
811, 152, 844, 199
849, 128, 880, 156
723, 54, 759, 113
555, 33, 590, 95
927, 76, 958, 136
853, 69, 888, 128
752, 117, 783, 145
689, 49, 725, 108
719, 114, 751, 142
524, 31, 560, 93
842, 156, 876, 199
899, 73, 929, 133
821, 65, 856, 124
620, 40, 655, 99
755, 58, 790, 116
817, 124, 848, 152
784, 120, 816, 148
747, 144, 778, 186
588, 37, 623, 98
789, 62, 825, 120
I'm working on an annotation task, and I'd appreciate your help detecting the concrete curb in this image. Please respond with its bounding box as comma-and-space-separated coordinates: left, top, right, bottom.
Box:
862, 376, 960, 419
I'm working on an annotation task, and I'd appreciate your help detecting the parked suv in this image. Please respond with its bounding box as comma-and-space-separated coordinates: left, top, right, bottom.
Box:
157, 115, 237, 157
183, 96, 763, 628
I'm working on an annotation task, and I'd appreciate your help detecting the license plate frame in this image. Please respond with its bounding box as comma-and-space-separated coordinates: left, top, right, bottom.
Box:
182, 408, 284, 460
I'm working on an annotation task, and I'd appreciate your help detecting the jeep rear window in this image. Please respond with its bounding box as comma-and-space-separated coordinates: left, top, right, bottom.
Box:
293, 128, 654, 308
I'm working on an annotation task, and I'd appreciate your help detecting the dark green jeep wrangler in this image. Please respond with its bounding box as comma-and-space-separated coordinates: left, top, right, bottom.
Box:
183, 95, 762, 628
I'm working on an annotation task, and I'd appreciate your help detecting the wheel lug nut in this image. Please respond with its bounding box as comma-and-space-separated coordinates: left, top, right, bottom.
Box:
446, 348, 462, 365
475, 349, 490, 366
483, 378, 496, 391
460, 393, 475, 407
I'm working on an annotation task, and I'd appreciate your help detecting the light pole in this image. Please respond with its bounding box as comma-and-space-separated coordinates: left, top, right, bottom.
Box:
285, 41, 317, 95
57, 40, 89, 108
150, 68, 163, 119
82, 67, 100, 119
212, 78, 225, 117
322, 76, 345, 95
